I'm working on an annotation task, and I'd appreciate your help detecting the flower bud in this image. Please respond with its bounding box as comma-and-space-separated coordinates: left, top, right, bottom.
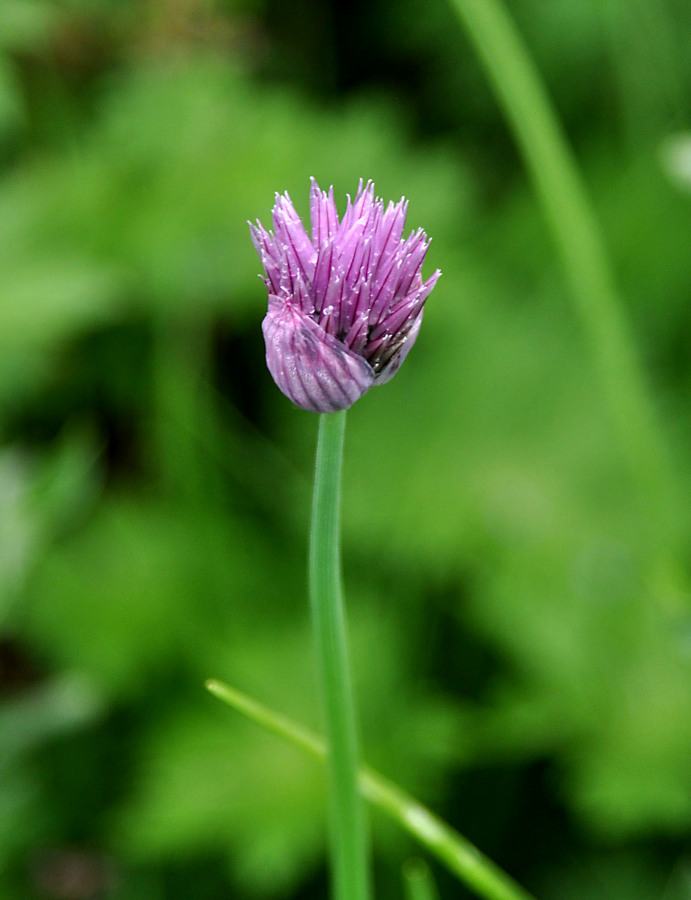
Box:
250, 178, 440, 413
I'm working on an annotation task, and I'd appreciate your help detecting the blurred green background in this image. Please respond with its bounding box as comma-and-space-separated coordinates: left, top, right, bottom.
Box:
1, 0, 691, 897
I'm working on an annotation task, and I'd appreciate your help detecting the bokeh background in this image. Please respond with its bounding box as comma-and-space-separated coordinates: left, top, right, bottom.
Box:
2, 0, 691, 898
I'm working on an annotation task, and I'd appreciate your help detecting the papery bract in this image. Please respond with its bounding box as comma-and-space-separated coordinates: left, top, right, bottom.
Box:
250, 178, 440, 413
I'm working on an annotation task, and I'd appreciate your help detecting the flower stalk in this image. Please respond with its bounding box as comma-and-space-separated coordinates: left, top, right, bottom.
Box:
249, 178, 439, 898
309, 410, 371, 900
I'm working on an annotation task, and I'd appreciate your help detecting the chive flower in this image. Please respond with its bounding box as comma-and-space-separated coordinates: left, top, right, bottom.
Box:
250, 178, 441, 413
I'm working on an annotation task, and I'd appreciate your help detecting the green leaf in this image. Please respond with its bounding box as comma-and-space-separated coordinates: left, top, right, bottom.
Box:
207, 681, 538, 900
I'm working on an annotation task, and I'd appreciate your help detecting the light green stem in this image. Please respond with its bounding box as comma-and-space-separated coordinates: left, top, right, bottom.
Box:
206, 680, 538, 900
447, 0, 675, 534
309, 411, 370, 900
402, 859, 441, 900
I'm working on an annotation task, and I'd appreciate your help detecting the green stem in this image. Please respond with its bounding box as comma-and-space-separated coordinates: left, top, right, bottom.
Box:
309, 411, 370, 900
402, 859, 441, 900
206, 680, 538, 900
447, 0, 675, 538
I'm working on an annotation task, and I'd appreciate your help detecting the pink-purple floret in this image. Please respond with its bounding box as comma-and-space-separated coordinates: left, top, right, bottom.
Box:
250, 177, 440, 413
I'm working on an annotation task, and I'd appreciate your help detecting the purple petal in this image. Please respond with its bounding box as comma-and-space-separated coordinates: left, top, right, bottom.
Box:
370, 295, 419, 342
310, 179, 339, 247
249, 221, 281, 293
272, 192, 317, 281
370, 199, 407, 273
343, 310, 370, 355
339, 180, 374, 234
340, 243, 372, 335
371, 268, 440, 340
263, 296, 375, 413
343, 272, 373, 351
368, 257, 403, 324
292, 270, 315, 315
394, 231, 429, 299
374, 312, 423, 385
313, 239, 335, 311
319, 262, 346, 323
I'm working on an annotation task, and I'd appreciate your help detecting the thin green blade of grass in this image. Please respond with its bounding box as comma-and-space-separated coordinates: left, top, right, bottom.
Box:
206, 679, 538, 900
446, 0, 682, 606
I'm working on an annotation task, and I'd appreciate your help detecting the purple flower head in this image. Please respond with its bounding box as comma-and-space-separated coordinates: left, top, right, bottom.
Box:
250, 178, 441, 413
